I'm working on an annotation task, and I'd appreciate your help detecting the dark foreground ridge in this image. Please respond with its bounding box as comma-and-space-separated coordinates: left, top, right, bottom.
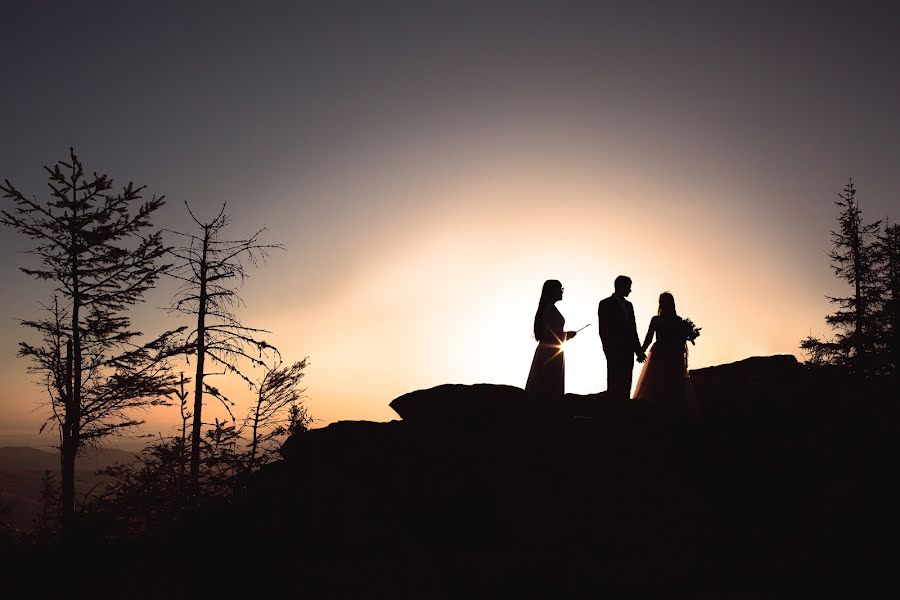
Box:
245, 355, 900, 595
5, 356, 899, 597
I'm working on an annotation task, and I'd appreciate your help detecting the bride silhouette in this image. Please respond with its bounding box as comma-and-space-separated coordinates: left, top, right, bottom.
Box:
633, 292, 698, 415
525, 280, 577, 401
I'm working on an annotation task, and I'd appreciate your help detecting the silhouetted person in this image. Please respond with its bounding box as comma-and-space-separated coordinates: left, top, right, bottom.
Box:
634, 292, 698, 415
598, 275, 644, 401
526, 280, 578, 402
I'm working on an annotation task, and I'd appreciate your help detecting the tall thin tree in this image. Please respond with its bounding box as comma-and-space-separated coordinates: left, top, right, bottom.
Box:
167, 202, 280, 495
874, 220, 900, 376
802, 180, 881, 375
246, 359, 310, 468
1, 150, 182, 530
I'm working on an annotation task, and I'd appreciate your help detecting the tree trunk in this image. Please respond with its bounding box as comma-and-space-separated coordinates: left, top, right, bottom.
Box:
60, 432, 76, 532
852, 208, 864, 377
892, 274, 900, 379
61, 339, 76, 535
891, 248, 900, 377
177, 373, 187, 495
894, 295, 900, 377
63, 197, 83, 534
189, 233, 209, 496
249, 395, 261, 466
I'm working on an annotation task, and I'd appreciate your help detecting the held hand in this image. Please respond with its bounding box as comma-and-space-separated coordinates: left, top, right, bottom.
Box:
636, 351, 646, 363
565, 331, 577, 340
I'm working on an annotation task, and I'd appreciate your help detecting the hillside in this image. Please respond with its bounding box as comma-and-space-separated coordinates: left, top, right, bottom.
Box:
0, 446, 137, 528
2, 356, 898, 596
240, 355, 900, 593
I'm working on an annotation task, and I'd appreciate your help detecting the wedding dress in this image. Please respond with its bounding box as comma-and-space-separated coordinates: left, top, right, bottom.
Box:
633, 315, 697, 415
525, 304, 566, 400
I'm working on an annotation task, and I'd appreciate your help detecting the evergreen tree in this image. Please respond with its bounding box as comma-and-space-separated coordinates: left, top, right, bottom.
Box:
873, 221, 900, 376
1, 150, 183, 531
802, 180, 881, 375
246, 359, 311, 468
32, 470, 61, 540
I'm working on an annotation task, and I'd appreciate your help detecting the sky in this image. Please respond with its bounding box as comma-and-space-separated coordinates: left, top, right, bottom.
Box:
1, 1, 899, 447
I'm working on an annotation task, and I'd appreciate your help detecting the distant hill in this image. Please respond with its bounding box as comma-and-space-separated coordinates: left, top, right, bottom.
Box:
0, 446, 57, 472
0, 445, 137, 471
0, 446, 138, 528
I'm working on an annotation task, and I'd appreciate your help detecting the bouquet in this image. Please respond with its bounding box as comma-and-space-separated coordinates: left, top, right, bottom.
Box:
682, 317, 702, 345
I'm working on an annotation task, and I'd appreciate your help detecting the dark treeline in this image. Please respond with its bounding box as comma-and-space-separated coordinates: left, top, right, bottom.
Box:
802, 180, 900, 381
0, 150, 311, 544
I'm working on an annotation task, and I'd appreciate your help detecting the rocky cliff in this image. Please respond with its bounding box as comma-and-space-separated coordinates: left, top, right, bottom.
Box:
243, 356, 900, 594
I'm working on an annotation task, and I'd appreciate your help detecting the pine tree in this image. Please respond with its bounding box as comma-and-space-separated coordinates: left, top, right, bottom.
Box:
1, 150, 183, 531
246, 359, 310, 468
802, 180, 881, 375
873, 221, 900, 376
33, 470, 61, 540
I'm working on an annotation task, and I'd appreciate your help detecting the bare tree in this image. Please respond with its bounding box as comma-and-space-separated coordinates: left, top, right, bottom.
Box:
1, 149, 182, 530
246, 359, 311, 468
167, 202, 281, 495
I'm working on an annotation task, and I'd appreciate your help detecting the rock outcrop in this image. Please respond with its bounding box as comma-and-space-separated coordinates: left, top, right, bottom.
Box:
249, 356, 900, 594
389, 383, 529, 422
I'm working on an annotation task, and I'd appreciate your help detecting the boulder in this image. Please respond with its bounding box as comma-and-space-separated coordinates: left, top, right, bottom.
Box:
389, 383, 529, 422
690, 354, 801, 419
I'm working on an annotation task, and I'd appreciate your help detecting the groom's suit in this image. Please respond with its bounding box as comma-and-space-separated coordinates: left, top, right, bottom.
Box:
598, 294, 642, 401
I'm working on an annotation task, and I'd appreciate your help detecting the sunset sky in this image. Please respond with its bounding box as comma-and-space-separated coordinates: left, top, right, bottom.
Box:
1, 1, 899, 446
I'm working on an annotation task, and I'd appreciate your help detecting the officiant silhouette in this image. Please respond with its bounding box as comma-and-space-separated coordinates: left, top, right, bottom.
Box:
525, 280, 578, 402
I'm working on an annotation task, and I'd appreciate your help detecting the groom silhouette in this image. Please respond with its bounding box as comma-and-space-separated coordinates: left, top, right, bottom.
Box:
598, 275, 645, 401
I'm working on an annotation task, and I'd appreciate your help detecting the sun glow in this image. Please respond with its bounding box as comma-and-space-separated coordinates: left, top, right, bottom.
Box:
48, 129, 826, 435
249, 147, 815, 427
